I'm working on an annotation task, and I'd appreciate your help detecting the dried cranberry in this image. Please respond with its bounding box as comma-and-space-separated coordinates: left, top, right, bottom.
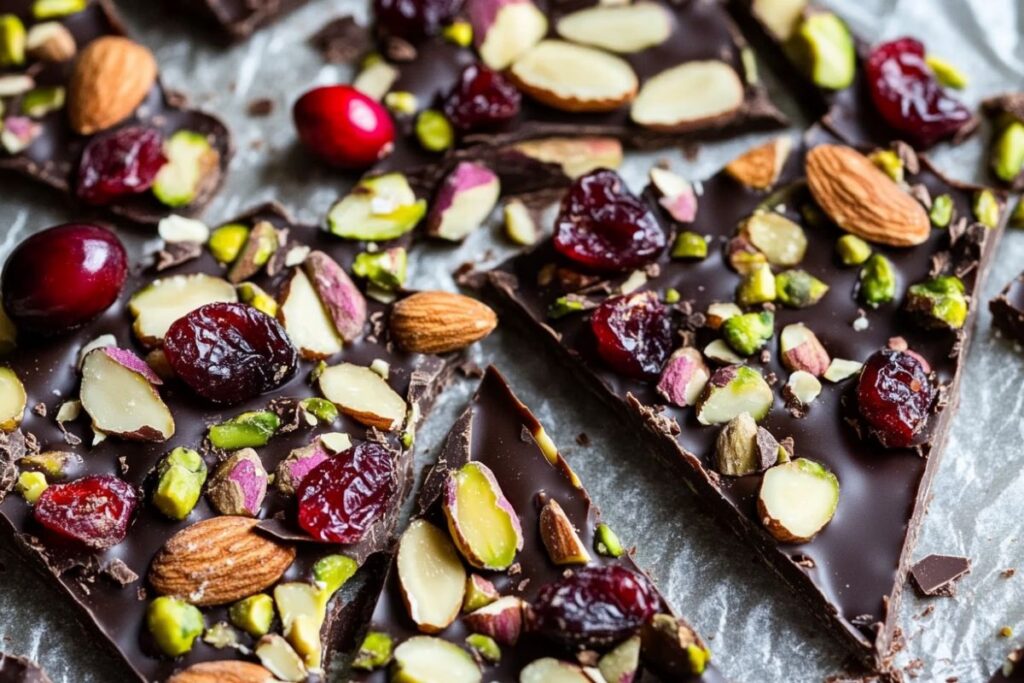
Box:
163, 302, 298, 405
34, 475, 138, 550
554, 170, 665, 272
591, 292, 672, 378
865, 38, 972, 148
442, 63, 521, 133
296, 442, 396, 543
528, 565, 659, 649
373, 0, 461, 41
76, 126, 166, 206
856, 348, 934, 448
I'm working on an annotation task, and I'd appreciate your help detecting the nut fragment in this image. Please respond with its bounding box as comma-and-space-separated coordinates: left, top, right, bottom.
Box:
650, 167, 697, 223
463, 574, 500, 612
539, 498, 591, 565
397, 519, 467, 633
274, 582, 329, 669
520, 658, 593, 683
303, 250, 367, 342
469, 0, 548, 70
785, 370, 822, 406
823, 358, 863, 383
599, 634, 641, 683
715, 413, 780, 477
725, 136, 792, 190
26, 21, 75, 62
779, 323, 830, 376
463, 596, 524, 646
80, 348, 175, 441
511, 136, 622, 178
207, 449, 268, 517
905, 275, 968, 330
509, 40, 638, 112
722, 310, 775, 356
129, 273, 237, 346
275, 441, 331, 495
390, 291, 498, 354
152, 447, 207, 520
751, 0, 808, 41
277, 267, 343, 360
775, 269, 828, 308
318, 362, 407, 430
858, 253, 897, 307
740, 211, 806, 266
68, 36, 156, 134
556, 2, 671, 53
392, 637, 482, 683
229, 594, 275, 638
147, 596, 204, 657
167, 661, 276, 683
0, 366, 25, 432
631, 60, 743, 132
696, 365, 773, 425
255, 634, 307, 682
426, 162, 501, 242
656, 347, 709, 408
641, 613, 711, 677
758, 458, 839, 543
352, 631, 394, 671
785, 12, 855, 89
444, 461, 523, 570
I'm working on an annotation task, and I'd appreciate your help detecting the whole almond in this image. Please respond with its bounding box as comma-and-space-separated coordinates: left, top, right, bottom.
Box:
390, 291, 497, 353
805, 144, 930, 247
167, 661, 275, 683
539, 499, 591, 565
148, 516, 296, 606
69, 36, 157, 135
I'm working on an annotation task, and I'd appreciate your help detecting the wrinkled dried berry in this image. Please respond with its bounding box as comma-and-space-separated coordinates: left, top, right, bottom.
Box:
297, 442, 396, 543
554, 170, 665, 272
856, 348, 934, 448
865, 38, 972, 148
374, 0, 461, 41
443, 63, 521, 134
76, 126, 166, 206
34, 475, 138, 550
591, 292, 672, 378
163, 302, 298, 405
528, 565, 659, 649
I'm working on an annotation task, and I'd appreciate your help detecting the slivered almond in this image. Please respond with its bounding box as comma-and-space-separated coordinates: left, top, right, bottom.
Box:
725, 136, 793, 190
390, 291, 497, 354
509, 40, 638, 113
539, 499, 591, 565
167, 661, 276, 683
68, 36, 157, 135
631, 60, 744, 132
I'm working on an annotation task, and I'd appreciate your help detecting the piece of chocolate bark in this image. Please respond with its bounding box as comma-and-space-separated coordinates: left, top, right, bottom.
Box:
908, 554, 970, 598
0, 203, 502, 682
345, 366, 723, 681
0, 0, 231, 223
983, 93, 1024, 191
989, 273, 1024, 342
180, 0, 308, 40
992, 649, 1024, 682
0, 654, 51, 683
483, 126, 1008, 670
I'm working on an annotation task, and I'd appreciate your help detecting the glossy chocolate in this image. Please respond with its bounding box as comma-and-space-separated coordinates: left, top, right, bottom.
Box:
0, 654, 51, 683
180, 0, 309, 39
989, 273, 1024, 342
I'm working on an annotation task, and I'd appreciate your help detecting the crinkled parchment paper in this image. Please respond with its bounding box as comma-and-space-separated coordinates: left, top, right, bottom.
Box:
1, 0, 1023, 680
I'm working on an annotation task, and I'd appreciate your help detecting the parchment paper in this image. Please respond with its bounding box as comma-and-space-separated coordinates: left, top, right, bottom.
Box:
1, 0, 1023, 680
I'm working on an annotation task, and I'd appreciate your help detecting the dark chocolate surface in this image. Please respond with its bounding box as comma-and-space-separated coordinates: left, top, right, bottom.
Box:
485, 126, 1006, 668
989, 273, 1024, 342
180, 0, 310, 39
0, 654, 51, 683
908, 553, 970, 597
992, 649, 1024, 682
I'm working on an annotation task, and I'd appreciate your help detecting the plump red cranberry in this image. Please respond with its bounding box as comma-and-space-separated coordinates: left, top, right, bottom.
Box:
373, 0, 461, 41
865, 38, 972, 148
76, 126, 166, 205
162, 302, 298, 405
34, 475, 138, 550
528, 565, 660, 649
1, 224, 127, 336
554, 169, 665, 272
293, 85, 395, 169
591, 292, 672, 378
856, 348, 934, 448
442, 63, 521, 133
296, 442, 396, 543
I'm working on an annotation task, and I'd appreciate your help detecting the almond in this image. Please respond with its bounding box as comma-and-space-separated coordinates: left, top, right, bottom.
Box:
509, 40, 638, 113
69, 36, 157, 135
805, 144, 930, 247
630, 60, 744, 132
725, 136, 793, 190
539, 498, 591, 565
167, 661, 276, 683
390, 291, 497, 354
148, 516, 296, 607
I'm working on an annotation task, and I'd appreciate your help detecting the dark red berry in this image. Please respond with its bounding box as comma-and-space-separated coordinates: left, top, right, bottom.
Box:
34, 475, 138, 550
529, 565, 659, 649
293, 85, 395, 169
856, 348, 934, 448
443, 63, 521, 133
163, 302, 298, 405
296, 442, 396, 543
1, 224, 127, 336
591, 292, 672, 378
865, 38, 972, 148
76, 126, 166, 205
373, 0, 461, 41
554, 169, 665, 272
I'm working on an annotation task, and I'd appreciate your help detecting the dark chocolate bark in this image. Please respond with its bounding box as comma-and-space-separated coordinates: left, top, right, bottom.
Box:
982, 93, 1024, 191
0, 203, 456, 682
989, 272, 1024, 342
0, 654, 51, 683
179, 0, 308, 40
484, 127, 1007, 670
0, 0, 232, 224
908, 554, 970, 598
347, 366, 725, 681
992, 649, 1024, 682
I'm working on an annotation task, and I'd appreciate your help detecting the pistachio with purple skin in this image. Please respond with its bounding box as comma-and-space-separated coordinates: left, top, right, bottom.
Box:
656, 347, 709, 407
275, 440, 331, 495
207, 448, 268, 517
426, 162, 501, 242
443, 461, 523, 570
303, 250, 367, 342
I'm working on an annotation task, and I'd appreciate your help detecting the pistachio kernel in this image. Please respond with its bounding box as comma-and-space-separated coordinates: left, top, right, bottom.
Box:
20, 86, 65, 118
736, 263, 777, 306
785, 12, 856, 90
299, 397, 339, 424
208, 223, 249, 264
905, 275, 968, 330
594, 522, 624, 558
548, 295, 586, 319
858, 254, 896, 308
442, 21, 473, 47
973, 189, 1001, 229
312, 554, 358, 596
229, 594, 275, 637
925, 54, 968, 89
16, 470, 47, 503
384, 90, 418, 115
664, 288, 681, 304
352, 631, 393, 671
0, 14, 26, 67
415, 109, 454, 153
208, 410, 281, 450
32, 0, 87, 19
929, 194, 954, 228
775, 269, 829, 308
147, 596, 205, 657
741, 212, 807, 266
671, 231, 708, 260
992, 121, 1024, 183
836, 234, 871, 266
352, 248, 408, 291
466, 633, 501, 664
152, 447, 207, 520
236, 281, 277, 317
722, 311, 775, 357
868, 149, 904, 183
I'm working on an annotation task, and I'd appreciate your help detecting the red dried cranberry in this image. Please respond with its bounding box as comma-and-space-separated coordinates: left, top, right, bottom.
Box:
554, 169, 665, 272
76, 126, 166, 205
442, 63, 521, 133
856, 348, 934, 448
162, 302, 298, 405
591, 292, 672, 378
865, 38, 972, 148
296, 442, 396, 543
373, 0, 461, 41
293, 85, 395, 169
34, 475, 138, 550
528, 565, 659, 649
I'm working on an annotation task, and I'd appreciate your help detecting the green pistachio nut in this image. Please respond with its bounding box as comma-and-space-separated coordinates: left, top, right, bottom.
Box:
929, 194, 954, 228
236, 282, 278, 317
548, 295, 586, 319
858, 254, 896, 307
20, 86, 65, 118
352, 248, 408, 291
992, 122, 1024, 183
327, 173, 427, 241
664, 288, 681, 304
442, 21, 473, 47
775, 269, 829, 308
973, 189, 1001, 228
208, 410, 281, 450
687, 644, 711, 675
300, 397, 339, 424
836, 234, 871, 266
384, 91, 418, 115
229, 594, 275, 637
594, 523, 624, 558
153, 447, 208, 520
465, 634, 501, 664
313, 554, 358, 596
925, 54, 968, 89
906, 275, 967, 330
0, 14, 25, 67
153, 130, 219, 208
16, 471, 47, 503
736, 263, 777, 306
786, 12, 856, 90
352, 631, 393, 671
208, 223, 250, 264
415, 109, 454, 153
722, 311, 775, 356
671, 231, 708, 260
32, 0, 86, 18
868, 149, 904, 183
19, 450, 73, 478
147, 596, 205, 657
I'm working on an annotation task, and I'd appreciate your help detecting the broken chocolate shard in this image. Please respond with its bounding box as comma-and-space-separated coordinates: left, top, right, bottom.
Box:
990, 273, 1024, 343
909, 554, 971, 598
181, 0, 308, 39
311, 15, 372, 64
0, 653, 51, 683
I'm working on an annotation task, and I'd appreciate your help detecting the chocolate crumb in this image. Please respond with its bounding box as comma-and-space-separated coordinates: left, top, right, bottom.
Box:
247, 98, 274, 117
910, 554, 971, 597
575, 433, 591, 446
1002, 568, 1016, 579
310, 16, 371, 64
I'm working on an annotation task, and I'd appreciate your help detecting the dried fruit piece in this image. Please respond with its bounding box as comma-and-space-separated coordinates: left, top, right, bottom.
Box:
152, 130, 219, 208
0, 366, 25, 431
397, 519, 467, 633
510, 40, 638, 112
443, 63, 521, 133
293, 85, 394, 169
641, 613, 710, 676
468, 0, 547, 69
80, 348, 175, 441
775, 269, 828, 308
152, 447, 207, 520
779, 323, 829, 376
373, 0, 460, 41
278, 268, 343, 360
426, 162, 501, 241
464, 596, 524, 646
304, 250, 367, 342
69, 36, 156, 134
758, 458, 839, 543
650, 167, 697, 224
696, 365, 773, 425
35, 474, 137, 549
255, 634, 307, 682
556, 2, 671, 53
227, 221, 278, 284
318, 362, 407, 430
443, 461, 523, 570
539, 498, 591, 565
352, 631, 393, 671
631, 61, 743, 131
906, 275, 967, 329
786, 370, 822, 406
129, 273, 237, 345
327, 173, 426, 240
463, 575, 500, 612
722, 311, 774, 357
520, 659, 593, 683
725, 136, 792, 190
656, 347, 710, 408
591, 292, 672, 378
858, 253, 897, 307
736, 263, 777, 306
785, 12, 855, 89
741, 212, 807, 266
208, 411, 281, 450
229, 594, 275, 637
147, 596, 204, 657
599, 635, 641, 683
823, 358, 862, 383
857, 348, 933, 448
207, 449, 268, 517
390, 291, 498, 354
391, 637, 481, 683
594, 523, 624, 558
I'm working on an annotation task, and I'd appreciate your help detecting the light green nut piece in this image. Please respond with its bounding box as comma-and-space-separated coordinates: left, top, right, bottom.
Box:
594, 523, 624, 558
152, 447, 208, 520
775, 269, 828, 308
858, 254, 896, 307
671, 231, 708, 260
229, 594, 275, 637
21, 86, 65, 118
722, 311, 775, 356
351, 631, 393, 671
929, 194, 954, 228
786, 12, 856, 90
300, 397, 339, 424
208, 224, 249, 264
32, 0, 86, 19
992, 121, 1024, 183
466, 634, 501, 663
836, 234, 871, 266
736, 263, 777, 306
906, 275, 967, 330
548, 296, 586, 319
664, 288, 681, 305
16, 471, 47, 504
868, 149, 903, 184
352, 248, 408, 291
973, 189, 1001, 229
313, 554, 358, 596
0, 14, 25, 67
147, 596, 205, 657
208, 410, 281, 450
384, 91, 418, 116
442, 21, 473, 47
236, 282, 277, 318
925, 54, 968, 89
687, 644, 712, 675
415, 109, 454, 153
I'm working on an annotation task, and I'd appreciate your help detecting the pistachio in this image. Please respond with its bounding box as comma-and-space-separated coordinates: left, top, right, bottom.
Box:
715, 412, 760, 476
925, 54, 967, 89
32, 0, 87, 19
736, 263, 777, 306
443, 21, 473, 47
1012, 197, 1024, 229
463, 574, 499, 613
353, 247, 408, 294
785, 12, 855, 90
1, 115, 40, 154
973, 189, 1001, 228
16, 471, 47, 503
599, 635, 640, 683
206, 449, 268, 517
463, 596, 523, 647
929, 194, 954, 228
785, 370, 822, 406
779, 323, 830, 376
657, 347, 710, 407
706, 302, 741, 330
25, 21, 75, 62
594, 522, 624, 558
208, 223, 249, 264
227, 221, 278, 284
415, 109, 454, 152
650, 167, 697, 223
664, 288, 681, 304
313, 554, 358, 596
504, 199, 538, 245
299, 397, 338, 424
775, 269, 828, 308
466, 633, 501, 664
548, 295, 586, 319
208, 410, 281, 450
704, 339, 744, 365
202, 621, 240, 650
722, 311, 774, 356
696, 365, 773, 425
391, 637, 480, 683
539, 498, 591, 565
384, 90, 418, 115
444, 462, 523, 570
275, 442, 330, 496
327, 173, 427, 241
758, 458, 839, 543
823, 358, 862, 383
868, 149, 903, 183
152, 447, 208, 520
993, 121, 1024, 183
671, 231, 708, 259
0, 14, 25, 67
256, 634, 307, 682
640, 613, 711, 676
727, 236, 768, 275
352, 631, 393, 671
858, 254, 896, 307
147, 596, 204, 657
21, 86, 65, 118
835, 234, 871, 265
906, 275, 968, 330
229, 594, 275, 637
740, 212, 807, 266
19, 451, 76, 478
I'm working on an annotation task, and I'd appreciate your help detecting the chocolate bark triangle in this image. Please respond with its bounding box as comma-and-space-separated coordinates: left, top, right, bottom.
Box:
346, 366, 725, 681
179, 0, 309, 40
482, 126, 1008, 670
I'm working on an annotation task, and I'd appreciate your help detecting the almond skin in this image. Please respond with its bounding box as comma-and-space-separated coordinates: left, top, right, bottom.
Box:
167, 661, 276, 683
148, 516, 296, 607
389, 291, 497, 354
725, 136, 792, 190
805, 144, 930, 247
69, 36, 157, 135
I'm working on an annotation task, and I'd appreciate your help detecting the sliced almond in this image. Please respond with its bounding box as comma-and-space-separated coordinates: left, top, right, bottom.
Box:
539, 498, 591, 565
277, 268, 343, 360
556, 2, 672, 53
631, 60, 744, 132
129, 273, 237, 346
725, 136, 793, 190
167, 661, 276, 683
510, 136, 622, 178
80, 348, 174, 442
68, 36, 156, 135
397, 519, 467, 634
255, 634, 307, 682
509, 40, 638, 113
390, 291, 497, 354
318, 362, 407, 431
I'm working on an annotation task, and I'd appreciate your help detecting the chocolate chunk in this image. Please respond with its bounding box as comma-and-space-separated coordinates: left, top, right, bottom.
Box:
909, 554, 971, 597
246, 98, 275, 117
310, 15, 371, 64
183, 0, 309, 39
0, 653, 52, 683
990, 648, 1024, 681
991, 274, 1024, 342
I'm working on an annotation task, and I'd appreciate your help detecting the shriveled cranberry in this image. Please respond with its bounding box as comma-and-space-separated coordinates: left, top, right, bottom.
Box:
163, 302, 298, 405
554, 169, 665, 272
34, 475, 138, 550
1, 223, 127, 336
591, 292, 672, 378
865, 38, 973, 148
528, 565, 659, 649
296, 442, 396, 543
373, 0, 461, 41
443, 63, 521, 133
856, 348, 934, 448
76, 126, 166, 205
293, 85, 395, 169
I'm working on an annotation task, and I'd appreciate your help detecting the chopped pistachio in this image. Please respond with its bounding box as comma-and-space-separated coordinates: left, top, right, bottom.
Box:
208, 223, 249, 264
858, 254, 896, 307
868, 149, 903, 183
352, 631, 393, 671
736, 263, 777, 306
236, 281, 277, 317
785, 12, 856, 90
836, 234, 871, 265
466, 634, 501, 664
548, 295, 586, 319
19, 451, 74, 478
741, 212, 806, 266
147, 597, 204, 657
32, 0, 87, 19
0, 15, 26, 67
906, 275, 967, 330
929, 194, 954, 228
671, 231, 708, 259
16, 471, 47, 503
300, 397, 338, 424
152, 447, 207, 520
993, 121, 1024, 183
664, 288, 681, 304
503, 199, 537, 245
594, 523, 624, 558
352, 248, 407, 291
687, 644, 711, 675
722, 311, 774, 356
415, 109, 454, 152
740, 46, 758, 84
775, 269, 828, 308
442, 21, 473, 47
208, 411, 281, 450
384, 90, 418, 115
823, 358, 862, 383
203, 622, 240, 649
974, 189, 1001, 228
229, 594, 275, 637
925, 54, 968, 89
313, 554, 358, 596
20, 85, 65, 118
